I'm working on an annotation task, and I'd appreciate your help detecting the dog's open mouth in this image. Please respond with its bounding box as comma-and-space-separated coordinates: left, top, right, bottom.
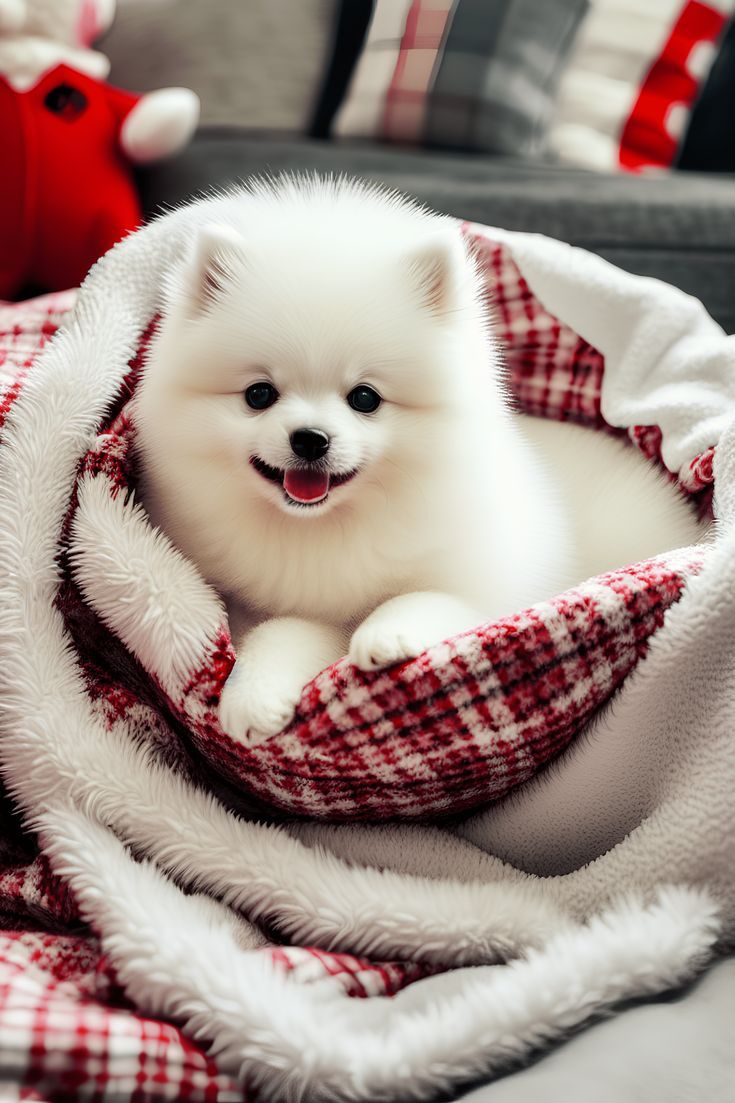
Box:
250, 456, 357, 506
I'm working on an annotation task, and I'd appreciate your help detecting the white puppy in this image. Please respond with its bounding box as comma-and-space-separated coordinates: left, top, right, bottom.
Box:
134, 179, 703, 745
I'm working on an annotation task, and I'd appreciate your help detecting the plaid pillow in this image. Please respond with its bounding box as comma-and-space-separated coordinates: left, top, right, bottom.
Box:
314, 0, 588, 155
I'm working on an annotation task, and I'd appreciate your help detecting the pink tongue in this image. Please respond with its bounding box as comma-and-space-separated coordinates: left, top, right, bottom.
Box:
283, 467, 331, 504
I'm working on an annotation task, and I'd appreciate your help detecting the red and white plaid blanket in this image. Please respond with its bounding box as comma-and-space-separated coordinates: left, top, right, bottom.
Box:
0, 208, 726, 1101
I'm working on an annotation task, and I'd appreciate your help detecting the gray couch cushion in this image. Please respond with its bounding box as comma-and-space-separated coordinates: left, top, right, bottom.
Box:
106, 0, 337, 130
137, 131, 735, 333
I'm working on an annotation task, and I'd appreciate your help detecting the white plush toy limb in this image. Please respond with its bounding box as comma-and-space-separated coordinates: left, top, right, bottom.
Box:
0, 0, 26, 30
120, 86, 200, 164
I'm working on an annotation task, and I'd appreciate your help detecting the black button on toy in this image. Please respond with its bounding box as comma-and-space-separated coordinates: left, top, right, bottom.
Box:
44, 84, 88, 121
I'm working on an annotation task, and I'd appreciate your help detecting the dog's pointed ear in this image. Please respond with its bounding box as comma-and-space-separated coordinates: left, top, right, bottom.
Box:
408, 231, 466, 316
184, 222, 245, 314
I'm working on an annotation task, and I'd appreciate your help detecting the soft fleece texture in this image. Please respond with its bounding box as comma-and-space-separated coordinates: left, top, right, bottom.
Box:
0, 198, 733, 1099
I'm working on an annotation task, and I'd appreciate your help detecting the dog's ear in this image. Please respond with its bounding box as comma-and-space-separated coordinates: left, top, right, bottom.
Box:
183, 223, 245, 314
408, 231, 466, 316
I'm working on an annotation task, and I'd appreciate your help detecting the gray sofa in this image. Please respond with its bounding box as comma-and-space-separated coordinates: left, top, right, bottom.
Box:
107, 0, 735, 335
108, 5, 735, 1100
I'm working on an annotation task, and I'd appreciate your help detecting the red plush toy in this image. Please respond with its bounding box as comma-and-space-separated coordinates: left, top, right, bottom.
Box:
0, 0, 199, 298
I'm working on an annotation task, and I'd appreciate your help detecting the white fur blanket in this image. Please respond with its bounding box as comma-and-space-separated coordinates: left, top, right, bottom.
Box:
0, 196, 734, 1101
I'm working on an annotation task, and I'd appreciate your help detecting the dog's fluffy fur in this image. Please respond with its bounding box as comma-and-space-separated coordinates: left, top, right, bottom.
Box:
134, 178, 703, 745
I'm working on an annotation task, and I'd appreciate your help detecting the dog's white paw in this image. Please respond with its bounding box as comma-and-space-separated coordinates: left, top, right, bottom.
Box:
349, 621, 436, 672
218, 667, 298, 747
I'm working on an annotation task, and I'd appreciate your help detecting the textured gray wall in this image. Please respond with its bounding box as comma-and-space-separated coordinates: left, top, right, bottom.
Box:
105, 0, 337, 130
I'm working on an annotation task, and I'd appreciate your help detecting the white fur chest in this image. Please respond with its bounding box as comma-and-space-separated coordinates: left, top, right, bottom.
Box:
217, 503, 419, 628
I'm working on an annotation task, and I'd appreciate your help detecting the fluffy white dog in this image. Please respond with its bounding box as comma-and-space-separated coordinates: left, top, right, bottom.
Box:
134, 178, 703, 746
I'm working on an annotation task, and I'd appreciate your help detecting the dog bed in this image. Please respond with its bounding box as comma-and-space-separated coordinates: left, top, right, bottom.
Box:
0, 199, 732, 1102
0, 229, 711, 824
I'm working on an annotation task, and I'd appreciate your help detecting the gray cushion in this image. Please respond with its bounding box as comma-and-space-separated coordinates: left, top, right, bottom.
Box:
137, 131, 735, 332
105, 0, 337, 130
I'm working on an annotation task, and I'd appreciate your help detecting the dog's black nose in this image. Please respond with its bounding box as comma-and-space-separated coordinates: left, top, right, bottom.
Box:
290, 428, 330, 462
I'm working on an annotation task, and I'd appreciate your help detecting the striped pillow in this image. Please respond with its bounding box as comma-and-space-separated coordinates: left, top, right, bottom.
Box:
548, 0, 735, 172
315, 0, 735, 173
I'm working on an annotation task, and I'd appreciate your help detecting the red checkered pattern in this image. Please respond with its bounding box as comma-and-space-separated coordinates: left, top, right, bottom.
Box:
0, 234, 714, 1095
182, 550, 703, 820
467, 225, 715, 498
0, 290, 76, 430
629, 423, 717, 496
0, 923, 429, 1102
382, 0, 454, 143
467, 226, 606, 426
0, 800, 431, 1100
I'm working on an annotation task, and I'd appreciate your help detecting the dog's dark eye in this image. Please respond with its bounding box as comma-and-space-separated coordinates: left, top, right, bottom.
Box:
347, 385, 382, 414
245, 382, 279, 410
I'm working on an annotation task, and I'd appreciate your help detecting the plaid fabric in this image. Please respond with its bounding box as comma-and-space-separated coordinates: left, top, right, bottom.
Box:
0, 290, 76, 429
331, 0, 588, 155
382, 0, 454, 143
0, 231, 712, 1095
469, 225, 605, 425
468, 224, 717, 501
0, 924, 429, 1101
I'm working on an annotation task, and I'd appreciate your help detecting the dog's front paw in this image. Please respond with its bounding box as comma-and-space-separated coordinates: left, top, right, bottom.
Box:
349, 594, 484, 672
218, 666, 298, 747
349, 622, 433, 672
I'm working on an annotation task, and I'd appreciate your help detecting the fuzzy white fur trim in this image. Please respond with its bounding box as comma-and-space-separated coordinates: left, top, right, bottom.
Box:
43, 808, 720, 1102
70, 472, 226, 697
